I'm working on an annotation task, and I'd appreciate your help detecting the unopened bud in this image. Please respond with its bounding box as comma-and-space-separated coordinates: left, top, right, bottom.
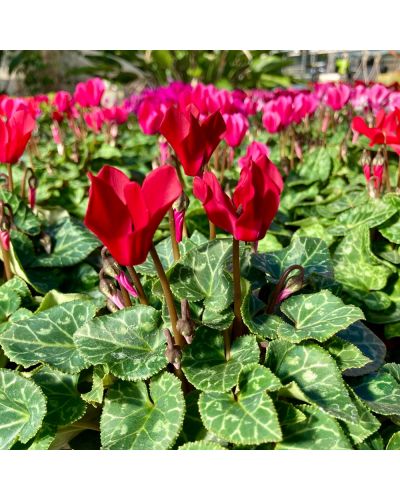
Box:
106, 298, 120, 313
102, 254, 120, 279
164, 328, 182, 369
172, 191, 190, 213
0, 230, 10, 251
360, 150, 371, 168
39, 233, 52, 254
177, 299, 195, 344
176, 318, 195, 344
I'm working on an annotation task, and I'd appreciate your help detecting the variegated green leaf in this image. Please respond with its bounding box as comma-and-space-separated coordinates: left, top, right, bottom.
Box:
350, 371, 400, 416
81, 365, 109, 406
199, 365, 282, 445
0, 369, 47, 449
266, 340, 358, 423
74, 305, 167, 381
178, 441, 226, 450
344, 387, 381, 445
31, 218, 101, 267
276, 405, 351, 450
32, 366, 86, 426
0, 300, 96, 373
329, 196, 397, 236
100, 372, 184, 450
0, 190, 40, 236
337, 321, 386, 376
325, 337, 371, 372
386, 431, 400, 450
252, 237, 333, 284
275, 290, 364, 343
181, 328, 260, 393
333, 224, 394, 292
241, 290, 278, 339
135, 234, 203, 276
169, 239, 233, 312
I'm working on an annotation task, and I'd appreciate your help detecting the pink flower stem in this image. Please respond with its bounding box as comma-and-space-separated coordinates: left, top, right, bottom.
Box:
126, 266, 148, 306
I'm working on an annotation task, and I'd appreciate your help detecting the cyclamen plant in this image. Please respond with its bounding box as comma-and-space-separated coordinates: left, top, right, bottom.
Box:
2, 77, 400, 450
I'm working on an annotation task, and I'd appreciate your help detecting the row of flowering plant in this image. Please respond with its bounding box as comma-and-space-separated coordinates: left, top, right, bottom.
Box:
1, 77, 400, 450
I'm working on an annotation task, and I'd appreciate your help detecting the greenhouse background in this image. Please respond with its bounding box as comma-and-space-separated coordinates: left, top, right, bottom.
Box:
2, 50, 400, 95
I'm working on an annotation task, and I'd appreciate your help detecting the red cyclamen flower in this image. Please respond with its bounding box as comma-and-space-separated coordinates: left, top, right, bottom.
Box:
160, 106, 226, 176
352, 109, 400, 148
194, 153, 283, 241
0, 109, 36, 164
84, 165, 182, 266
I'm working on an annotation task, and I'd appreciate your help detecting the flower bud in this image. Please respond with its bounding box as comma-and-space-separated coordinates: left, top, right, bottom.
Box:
102, 254, 120, 279
172, 191, 189, 213
163, 328, 182, 369
0, 230, 10, 251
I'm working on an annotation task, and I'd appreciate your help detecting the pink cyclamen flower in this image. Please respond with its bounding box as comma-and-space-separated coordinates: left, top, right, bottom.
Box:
324, 83, 350, 111
222, 113, 249, 148
115, 272, 138, 297
159, 140, 170, 164
84, 108, 104, 134
0, 97, 29, 119
137, 98, 166, 135
51, 122, 62, 145
74, 78, 105, 108
109, 289, 125, 310
53, 91, 73, 114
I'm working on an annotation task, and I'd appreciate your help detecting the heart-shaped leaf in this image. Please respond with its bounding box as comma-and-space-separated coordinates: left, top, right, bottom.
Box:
0, 299, 96, 373
74, 305, 167, 381
275, 290, 364, 343
337, 321, 386, 376
276, 405, 351, 450
31, 218, 101, 268
333, 224, 394, 292
32, 366, 87, 426
0, 369, 47, 449
100, 372, 184, 450
169, 239, 234, 312
181, 328, 260, 393
198, 365, 282, 445
252, 237, 333, 284
266, 340, 358, 423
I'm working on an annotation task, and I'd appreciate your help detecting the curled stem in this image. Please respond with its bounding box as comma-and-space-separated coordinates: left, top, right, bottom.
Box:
266, 264, 305, 314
